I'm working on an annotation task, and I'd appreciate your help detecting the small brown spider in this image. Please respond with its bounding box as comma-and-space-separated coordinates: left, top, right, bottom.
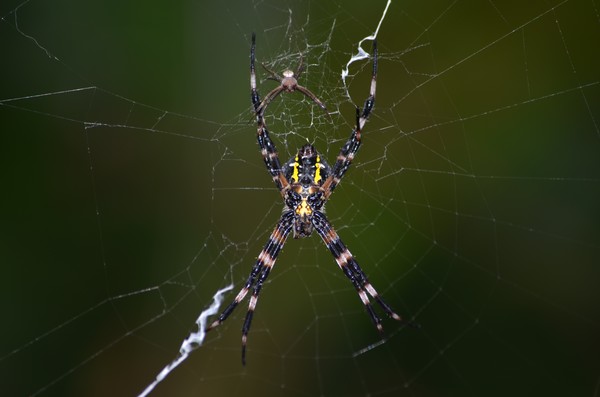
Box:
253, 47, 329, 118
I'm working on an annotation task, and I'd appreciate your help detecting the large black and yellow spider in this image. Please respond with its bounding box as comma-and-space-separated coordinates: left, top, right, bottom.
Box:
207, 33, 405, 364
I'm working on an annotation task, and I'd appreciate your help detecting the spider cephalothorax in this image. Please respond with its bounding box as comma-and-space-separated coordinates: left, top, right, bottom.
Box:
207, 33, 407, 365
280, 70, 300, 92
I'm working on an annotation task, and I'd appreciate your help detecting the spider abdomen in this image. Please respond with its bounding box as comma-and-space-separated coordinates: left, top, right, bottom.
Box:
292, 205, 313, 238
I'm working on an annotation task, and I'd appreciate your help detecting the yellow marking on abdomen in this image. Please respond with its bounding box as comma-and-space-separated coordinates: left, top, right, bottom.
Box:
296, 199, 312, 216
314, 155, 322, 183
291, 155, 299, 182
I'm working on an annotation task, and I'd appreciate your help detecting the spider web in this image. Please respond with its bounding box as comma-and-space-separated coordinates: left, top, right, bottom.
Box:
2, 0, 600, 396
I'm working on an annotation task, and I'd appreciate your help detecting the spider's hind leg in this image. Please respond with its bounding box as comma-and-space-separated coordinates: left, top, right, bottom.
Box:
312, 211, 405, 333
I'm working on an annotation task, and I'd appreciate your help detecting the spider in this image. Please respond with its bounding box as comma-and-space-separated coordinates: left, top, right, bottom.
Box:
207, 33, 406, 365
254, 48, 329, 119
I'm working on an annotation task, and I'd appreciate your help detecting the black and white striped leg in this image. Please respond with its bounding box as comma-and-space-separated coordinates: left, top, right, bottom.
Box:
256, 119, 289, 193
250, 32, 260, 112
322, 40, 378, 198
207, 211, 294, 365
312, 211, 402, 333
251, 33, 289, 194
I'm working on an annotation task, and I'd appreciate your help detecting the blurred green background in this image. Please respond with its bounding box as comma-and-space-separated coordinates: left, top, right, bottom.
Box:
1, 0, 599, 396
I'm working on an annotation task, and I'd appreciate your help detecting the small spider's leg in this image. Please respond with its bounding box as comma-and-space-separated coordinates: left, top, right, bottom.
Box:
321, 40, 378, 198
312, 211, 405, 333
257, 84, 330, 121
294, 54, 305, 78
255, 85, 286, 117
240, 211, 294, 365
260, 62, 283, 82
295, 85, 331, 119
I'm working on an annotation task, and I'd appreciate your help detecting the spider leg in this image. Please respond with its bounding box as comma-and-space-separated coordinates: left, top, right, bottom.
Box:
255, 85, 286, 117
251, 33, 290, 195
256, 118, 290, 195
260, 62, 283, 82
294, 54, 305, 78
292, 49, 329, 117
321, 40, 377, 198
295, 85, 331, 118
312, 211, 403, 333
258, 84, 330, 120
207, 211, 294, 365
250, 33, 260, 110
360, 39, 377, 130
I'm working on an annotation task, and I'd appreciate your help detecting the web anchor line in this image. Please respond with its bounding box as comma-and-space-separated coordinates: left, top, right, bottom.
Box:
137, 284, 233, 397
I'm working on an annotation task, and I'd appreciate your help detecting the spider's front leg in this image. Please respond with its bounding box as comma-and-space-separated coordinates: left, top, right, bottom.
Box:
207, 211, 294, 365
321, 40, 378, 199
250, 33, 290, 196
